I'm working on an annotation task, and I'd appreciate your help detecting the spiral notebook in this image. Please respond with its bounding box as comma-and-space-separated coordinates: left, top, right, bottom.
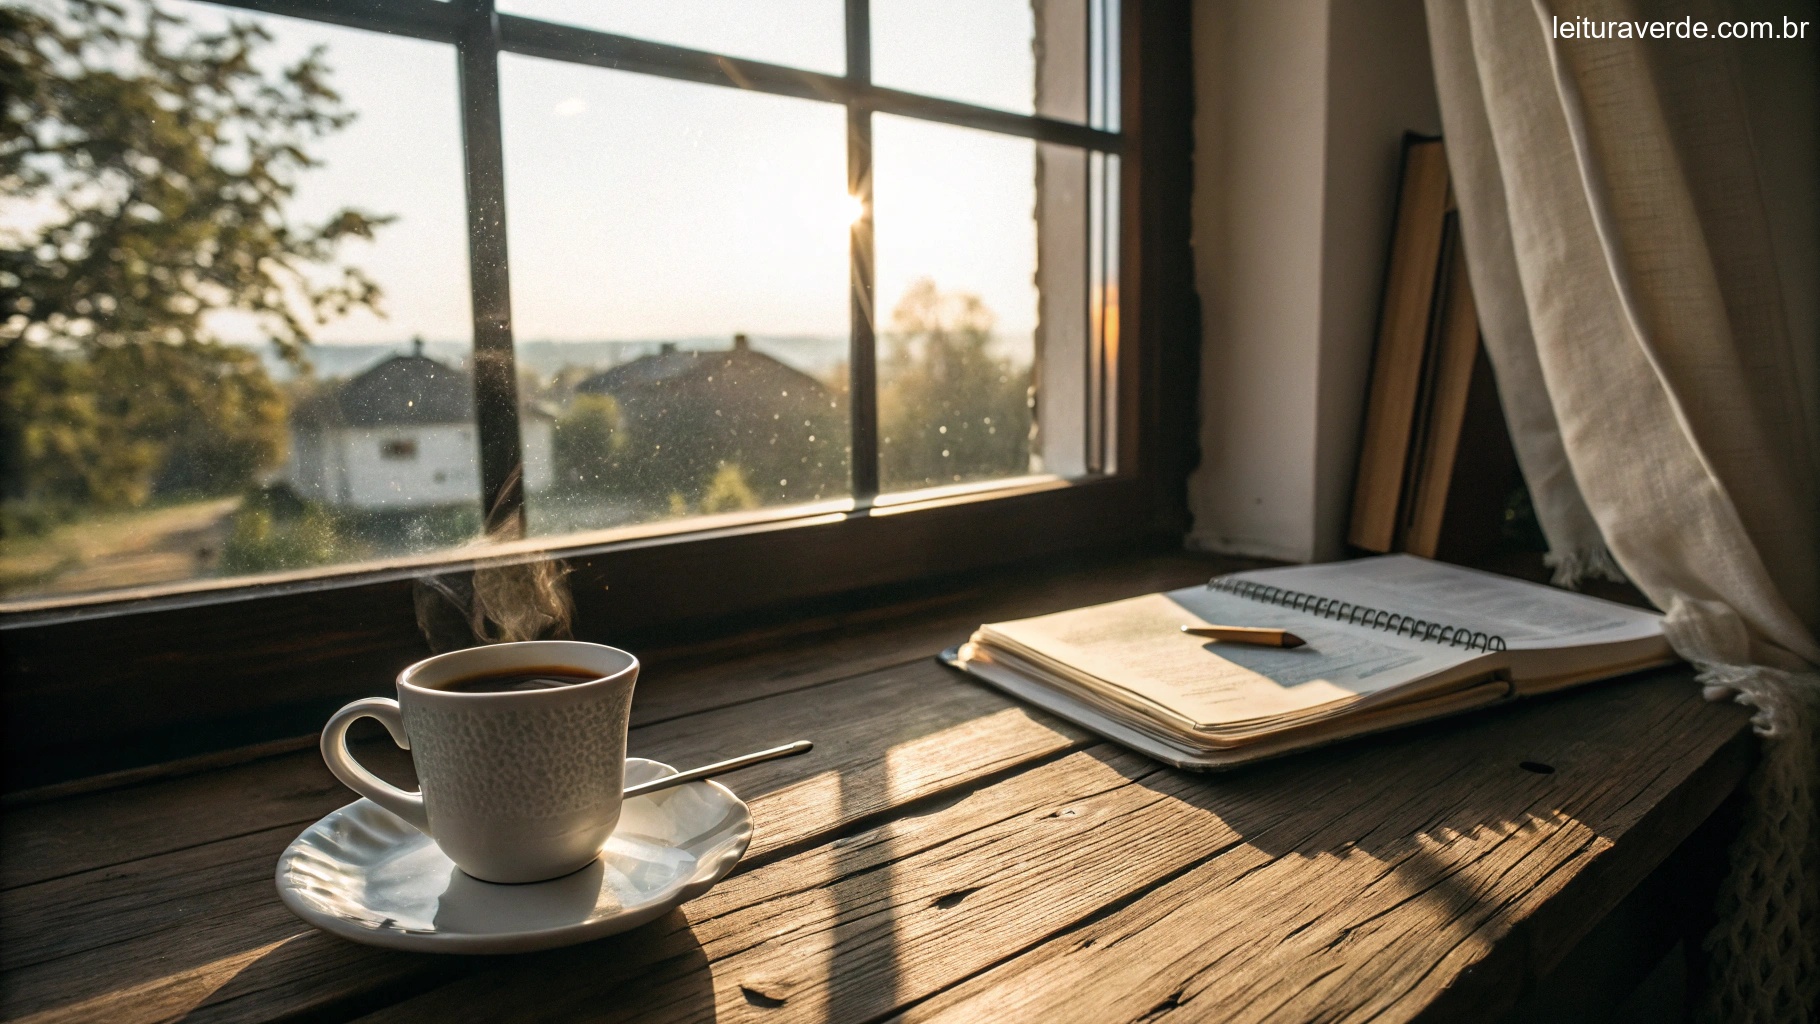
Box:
943, 555, 1673, 769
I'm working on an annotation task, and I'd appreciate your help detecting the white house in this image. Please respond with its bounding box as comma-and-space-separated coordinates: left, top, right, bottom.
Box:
286, 342, 551, 511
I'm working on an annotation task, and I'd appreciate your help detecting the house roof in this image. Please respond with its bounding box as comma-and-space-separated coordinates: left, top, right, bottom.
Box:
576, 345, 830, 401
294, 351, 474, 428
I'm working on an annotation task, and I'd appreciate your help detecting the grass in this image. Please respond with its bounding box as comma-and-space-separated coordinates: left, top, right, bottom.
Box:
0, 496, 241, 599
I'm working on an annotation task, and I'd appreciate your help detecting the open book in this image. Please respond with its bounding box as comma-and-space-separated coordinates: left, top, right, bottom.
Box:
945, 555, 1673, 769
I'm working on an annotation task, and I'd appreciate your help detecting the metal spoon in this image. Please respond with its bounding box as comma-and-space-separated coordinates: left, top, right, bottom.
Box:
624, 740, 814, 798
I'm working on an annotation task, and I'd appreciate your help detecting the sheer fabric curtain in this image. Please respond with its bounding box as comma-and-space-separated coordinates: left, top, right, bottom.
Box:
1423, 0, 1820, 1018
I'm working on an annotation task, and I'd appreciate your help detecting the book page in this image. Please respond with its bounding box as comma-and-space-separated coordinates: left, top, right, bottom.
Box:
1222, 555, 1663, 649
981, 587, 1486, 730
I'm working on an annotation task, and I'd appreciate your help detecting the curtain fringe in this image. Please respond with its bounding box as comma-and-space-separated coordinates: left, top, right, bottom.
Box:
1544, 543, 1627, 589
1696, 663, 1820, 1024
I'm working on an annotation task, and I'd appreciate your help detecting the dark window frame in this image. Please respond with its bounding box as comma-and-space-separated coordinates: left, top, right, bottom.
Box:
0, 0, 1198, 791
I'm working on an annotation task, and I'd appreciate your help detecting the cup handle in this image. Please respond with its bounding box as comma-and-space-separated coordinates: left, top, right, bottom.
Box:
320, 698, 430, 834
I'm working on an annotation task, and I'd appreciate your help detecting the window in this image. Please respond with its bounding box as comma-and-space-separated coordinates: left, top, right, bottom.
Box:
380, 441, 421, 462
1, 0, 1123, 610
3, 0, 1197, 789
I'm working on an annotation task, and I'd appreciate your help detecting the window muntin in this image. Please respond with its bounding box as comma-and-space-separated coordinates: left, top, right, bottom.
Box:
871, 0, 1037, 115
0, 0, 1122, 610
494, 0, 846, 76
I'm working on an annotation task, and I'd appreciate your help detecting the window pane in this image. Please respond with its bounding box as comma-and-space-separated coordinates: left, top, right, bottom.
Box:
500, 55, 851, 536
1088, 150, 1121, 472
1089, 0, 1121, 132
872, 0, 1112, 124
872, 0, 1037, 115
872, 115, 1040, 492
0, 2, 475, 604
496, 0, 845, 75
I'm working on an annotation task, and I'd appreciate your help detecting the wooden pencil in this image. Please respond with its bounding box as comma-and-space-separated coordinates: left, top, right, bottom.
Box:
1181, 625, 1307, 649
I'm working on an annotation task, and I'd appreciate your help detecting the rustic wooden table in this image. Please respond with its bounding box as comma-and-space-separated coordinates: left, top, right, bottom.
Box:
0, 553, 1753, 1024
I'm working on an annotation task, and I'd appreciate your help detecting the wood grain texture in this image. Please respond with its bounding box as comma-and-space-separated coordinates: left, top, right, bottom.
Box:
0, 659, 1088, 1023
0, 550, 1752, 1024
2, 457, 1177, 791
361, 674, 1740, 1024
0, 553, 1230, 891
1, 0, 1203, 802
890, 673, 1751, 1024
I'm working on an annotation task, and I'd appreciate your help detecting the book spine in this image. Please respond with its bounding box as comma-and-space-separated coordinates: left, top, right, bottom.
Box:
1206, 578, 1507, 653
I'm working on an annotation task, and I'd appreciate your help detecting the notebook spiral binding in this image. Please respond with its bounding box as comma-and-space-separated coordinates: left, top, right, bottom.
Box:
1207, 578, 1508, 653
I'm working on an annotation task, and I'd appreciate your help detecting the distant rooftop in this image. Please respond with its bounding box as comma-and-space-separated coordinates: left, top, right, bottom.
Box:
294, 340, 473, 428
577, 335, 831, 400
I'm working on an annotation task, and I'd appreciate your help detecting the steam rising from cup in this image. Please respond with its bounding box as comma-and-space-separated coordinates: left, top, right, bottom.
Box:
412, 463, 577, 651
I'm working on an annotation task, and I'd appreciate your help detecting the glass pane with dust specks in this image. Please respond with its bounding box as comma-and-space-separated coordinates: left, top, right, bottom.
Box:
0, 1, 481, 606
499, 54, 853, 538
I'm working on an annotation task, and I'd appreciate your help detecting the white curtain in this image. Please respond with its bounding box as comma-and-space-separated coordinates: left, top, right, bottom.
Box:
1423, 0, 1820, 1019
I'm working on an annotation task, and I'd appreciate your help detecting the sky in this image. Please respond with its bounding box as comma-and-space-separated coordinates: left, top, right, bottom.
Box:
170, 0, 1059, 349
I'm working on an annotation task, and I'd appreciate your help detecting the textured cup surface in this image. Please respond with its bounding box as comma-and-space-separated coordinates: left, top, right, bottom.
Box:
396, 641, 638, 883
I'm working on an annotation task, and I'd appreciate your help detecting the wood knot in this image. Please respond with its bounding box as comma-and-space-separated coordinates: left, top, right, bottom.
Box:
740, 980, 792, 1008
1138, 987, 1188, 1021
931, 887, 982, 909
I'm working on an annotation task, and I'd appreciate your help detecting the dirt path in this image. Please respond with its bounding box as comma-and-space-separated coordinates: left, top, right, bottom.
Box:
0, 497, 241, 601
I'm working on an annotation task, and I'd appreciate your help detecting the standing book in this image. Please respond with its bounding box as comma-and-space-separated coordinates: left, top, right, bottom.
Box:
944, 556, 1672, 769
1349, 137, 1453, 553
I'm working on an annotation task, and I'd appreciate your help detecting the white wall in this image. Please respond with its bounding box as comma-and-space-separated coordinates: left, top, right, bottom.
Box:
288, 419, 554, 511
1187, 0, 1441, 563
341, 424, 482, 509
285, 427, 331, 502
520, 418, 554, 493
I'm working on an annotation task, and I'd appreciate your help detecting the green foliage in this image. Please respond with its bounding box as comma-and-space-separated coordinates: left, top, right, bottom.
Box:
655, 464, 759, 519
221, 487, 488, 574
552, 394, 626, 493
8, 336, 287, 516
2, 342, 162, 512
221, 486, 342, 573
698, 464, 760, 514
0, 0, 391, 359
1, 0, 388, 526
357, 503, 482, 552
878, 277, 1032, 489
5, 338, 287, 519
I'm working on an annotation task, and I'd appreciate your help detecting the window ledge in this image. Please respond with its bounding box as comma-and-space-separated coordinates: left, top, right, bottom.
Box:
0, 473, 1095, 624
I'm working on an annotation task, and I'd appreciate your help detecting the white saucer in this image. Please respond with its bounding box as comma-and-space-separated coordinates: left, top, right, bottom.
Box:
275, 758, 752, 953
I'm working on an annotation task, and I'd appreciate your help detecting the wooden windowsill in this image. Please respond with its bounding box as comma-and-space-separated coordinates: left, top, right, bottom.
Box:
0, 551, 1752, 1023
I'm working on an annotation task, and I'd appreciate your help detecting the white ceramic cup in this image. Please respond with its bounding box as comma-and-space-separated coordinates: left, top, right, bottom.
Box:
320, 640, 639, 884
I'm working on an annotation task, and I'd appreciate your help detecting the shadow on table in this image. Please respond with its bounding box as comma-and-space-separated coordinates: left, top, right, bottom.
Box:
262, 908, 724, 1022
1080, 671, 1715, 1014
823, 743, 902, 1024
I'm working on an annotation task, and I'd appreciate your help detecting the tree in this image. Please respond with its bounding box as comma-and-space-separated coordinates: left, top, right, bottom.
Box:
0, 0, 389, 520
878, 277, 1032, 488
552, 393, 626, 494
698, 463, 759, 514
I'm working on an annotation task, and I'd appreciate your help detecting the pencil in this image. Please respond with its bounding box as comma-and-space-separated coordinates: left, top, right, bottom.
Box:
1181, 625, 1307, 649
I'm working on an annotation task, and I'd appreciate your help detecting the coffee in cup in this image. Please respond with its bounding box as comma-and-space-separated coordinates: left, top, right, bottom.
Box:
319, 640, 639, 884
